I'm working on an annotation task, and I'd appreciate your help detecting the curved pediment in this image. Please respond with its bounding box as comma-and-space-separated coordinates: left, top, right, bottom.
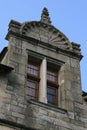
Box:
5, 7, 81, 59
20, 21, 72, 50
20, 7, 72, 50
20, 21, 71, 49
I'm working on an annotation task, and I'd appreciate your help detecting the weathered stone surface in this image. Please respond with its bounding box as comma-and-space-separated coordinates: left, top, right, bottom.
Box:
0, 7, 86, 130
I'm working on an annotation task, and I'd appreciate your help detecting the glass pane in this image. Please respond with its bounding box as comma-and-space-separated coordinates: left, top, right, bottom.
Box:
47, 86, 57, 105
26, 80, 38, 100
26, 87, 35, 96
47, 87, 55, 95
29, 88, 35, 96
47, 70, 57, 83
47, 94, 54, 104
27, 63, 39, 76
27, 80, 36, 89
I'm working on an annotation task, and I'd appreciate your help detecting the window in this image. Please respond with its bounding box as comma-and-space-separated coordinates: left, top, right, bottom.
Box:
47, 68, 59, 106
26, 55, 60, 106
27, 63, 39, 77
47, 85, 58, 105
47, 69, 58, 83
26, 59, 40, 100
26, 80, 38, 100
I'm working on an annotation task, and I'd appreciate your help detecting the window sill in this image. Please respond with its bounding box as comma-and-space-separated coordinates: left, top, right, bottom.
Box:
28, 99, 67, 114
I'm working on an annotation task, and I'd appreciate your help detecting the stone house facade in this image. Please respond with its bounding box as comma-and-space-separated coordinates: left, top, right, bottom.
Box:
0, 8, 87, 130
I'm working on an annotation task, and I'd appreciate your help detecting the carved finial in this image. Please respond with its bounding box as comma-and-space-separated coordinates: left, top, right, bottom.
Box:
40, 7, 51, 25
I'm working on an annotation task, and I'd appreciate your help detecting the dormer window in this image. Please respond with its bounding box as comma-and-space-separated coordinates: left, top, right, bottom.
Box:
26, 55, 60, 106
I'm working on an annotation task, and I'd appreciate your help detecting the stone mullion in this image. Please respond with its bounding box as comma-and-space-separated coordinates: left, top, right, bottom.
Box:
39, 57, 47, 103
59, 65, 66, 109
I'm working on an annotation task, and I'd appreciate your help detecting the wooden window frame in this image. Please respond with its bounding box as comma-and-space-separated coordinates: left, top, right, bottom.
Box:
47, 67, 59, 106
47, 85, 58, 105
26, 79, 39, 100
26, 59, 40, 101
27, 61, 40, 77
47, 69, 58, 84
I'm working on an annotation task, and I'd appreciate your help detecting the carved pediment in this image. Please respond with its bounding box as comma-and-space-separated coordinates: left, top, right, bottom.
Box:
5, 7, 82, 59
20, 21, 72, 50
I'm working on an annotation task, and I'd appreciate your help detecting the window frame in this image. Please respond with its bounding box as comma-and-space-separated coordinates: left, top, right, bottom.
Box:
26, 58, 40, 101
47, 85, 58, 105
47, 66, 59, 106
47, 68, 58, 84
26, 51, 62, 107
26, 79, 39, 100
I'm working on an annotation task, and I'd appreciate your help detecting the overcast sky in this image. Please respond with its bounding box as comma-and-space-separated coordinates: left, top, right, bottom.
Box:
0, 0, 87, 91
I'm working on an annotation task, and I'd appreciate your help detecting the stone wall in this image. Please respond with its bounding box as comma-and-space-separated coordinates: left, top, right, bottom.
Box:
0, 74, 87, 130
24, 100, 87, 130
0, 126, 15, 130
0, 35, 87, 129
0, 11, 87, 130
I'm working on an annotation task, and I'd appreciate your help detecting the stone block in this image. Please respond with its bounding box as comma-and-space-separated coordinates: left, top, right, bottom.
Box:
0, 126, 12, 130
70, 58, 79, 68
12, 111, 25, 119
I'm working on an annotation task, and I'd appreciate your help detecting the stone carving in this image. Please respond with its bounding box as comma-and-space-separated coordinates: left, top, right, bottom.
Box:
40, 7, 51, 25
20, 21, 72, 50
20, 7, 72, 50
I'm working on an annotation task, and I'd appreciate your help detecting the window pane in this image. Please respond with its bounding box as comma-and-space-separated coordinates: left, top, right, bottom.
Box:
27, 80, 36, 89
26, 58, 40, 101
26, 87, 35, 97
27, 63, 39, 76
26, 80, 38, 100
47, 86, 58, 105
47, 95, 54, 104
47, 87, 55, 95
47, 70, 57, 83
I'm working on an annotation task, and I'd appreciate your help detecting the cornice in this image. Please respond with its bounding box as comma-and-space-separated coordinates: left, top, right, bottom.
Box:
5, 30, 83, 61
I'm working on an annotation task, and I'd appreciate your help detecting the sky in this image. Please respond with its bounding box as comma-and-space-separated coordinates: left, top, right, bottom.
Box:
0, 0, 87, 91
